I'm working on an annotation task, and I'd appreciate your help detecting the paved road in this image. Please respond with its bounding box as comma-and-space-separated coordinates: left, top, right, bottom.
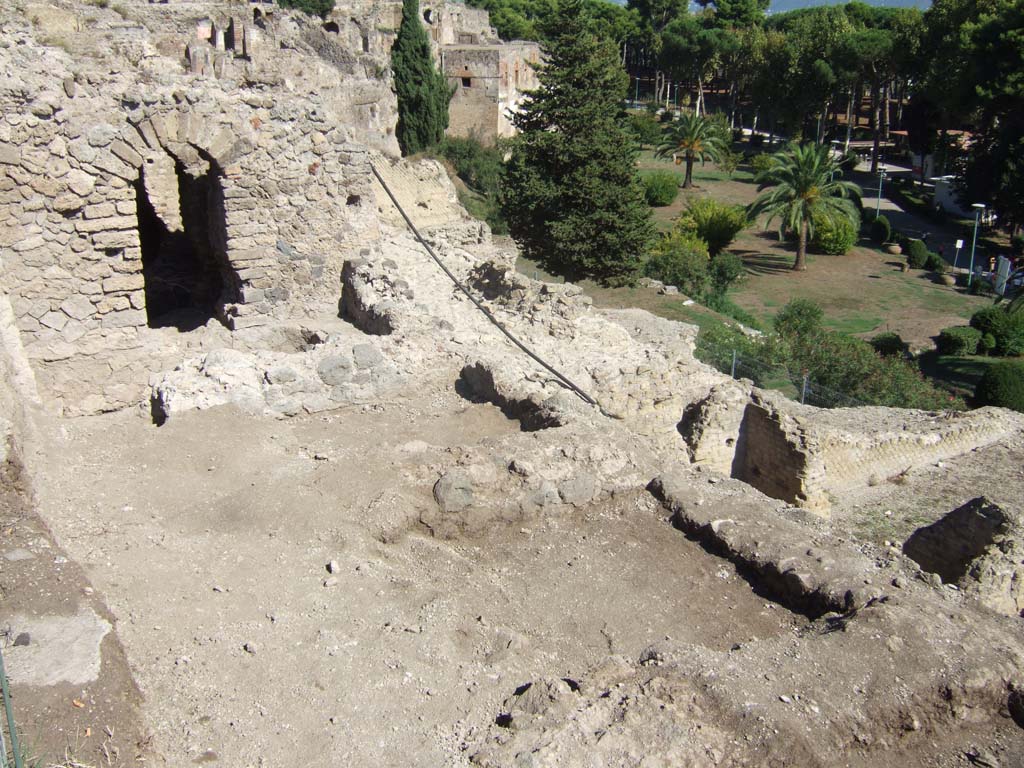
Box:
854, 164, 991, 272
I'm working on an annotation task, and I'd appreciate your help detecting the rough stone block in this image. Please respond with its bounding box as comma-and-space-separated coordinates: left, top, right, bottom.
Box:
40, 311, 68, 331
66, 169, 95, 197
84, 202, 117, 219
100, 309, 146, 328
60, 294, 94, 321
91, 230, 138, 250
110, 140, 143, 169
0, 143, 21, 165
76, 215, 137, 234
53, 193, 84, 213
102, 274, 145, 293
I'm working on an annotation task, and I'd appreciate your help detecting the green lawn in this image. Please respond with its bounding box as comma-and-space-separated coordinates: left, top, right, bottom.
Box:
514, 254, 736, 333
918, 352, 1004, 399
506, 149, 997, 402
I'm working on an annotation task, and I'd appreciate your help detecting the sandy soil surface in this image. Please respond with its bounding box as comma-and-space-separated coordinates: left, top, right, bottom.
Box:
28, 382, 807, 767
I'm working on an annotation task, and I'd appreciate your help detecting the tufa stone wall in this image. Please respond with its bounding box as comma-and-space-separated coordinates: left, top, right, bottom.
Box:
680, 384, 1024, 513
0, 12, 381, 414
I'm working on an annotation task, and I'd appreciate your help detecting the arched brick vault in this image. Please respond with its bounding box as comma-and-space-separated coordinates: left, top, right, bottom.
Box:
114, 108, 261, 328
3, 91, 378, 414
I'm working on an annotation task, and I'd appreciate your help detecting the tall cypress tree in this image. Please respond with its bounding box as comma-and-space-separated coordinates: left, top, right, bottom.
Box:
501, 0, 653, 284
391, 0, 453, 156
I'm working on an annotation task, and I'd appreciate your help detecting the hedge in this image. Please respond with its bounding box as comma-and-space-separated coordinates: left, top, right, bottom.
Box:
811, 213, 859, 255
870, 215, 891, 244
643, 171, 680, 207
870, 332, 906, 357
970, 307, 1024, 357
975, 360, 1024, 412
936, 326, 982, 356
906, 238, 928, 269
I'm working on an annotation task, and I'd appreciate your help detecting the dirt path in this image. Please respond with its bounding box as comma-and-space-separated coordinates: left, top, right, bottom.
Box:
0, 458, 149, 766
29, 384, 806, 767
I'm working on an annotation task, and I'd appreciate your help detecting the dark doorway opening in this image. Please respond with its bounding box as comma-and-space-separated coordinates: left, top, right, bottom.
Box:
135, 158, 236, 330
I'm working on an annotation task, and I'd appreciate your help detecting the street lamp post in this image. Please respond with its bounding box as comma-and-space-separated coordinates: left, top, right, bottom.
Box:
968, 203, 986, 288
875, 170, 887, 219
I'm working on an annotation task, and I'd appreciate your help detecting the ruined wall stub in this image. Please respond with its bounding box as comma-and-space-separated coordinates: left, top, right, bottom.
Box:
681, 385, 1024, 513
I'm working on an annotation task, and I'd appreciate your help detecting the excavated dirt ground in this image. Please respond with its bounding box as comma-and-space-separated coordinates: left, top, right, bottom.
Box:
25, 379, 811, 767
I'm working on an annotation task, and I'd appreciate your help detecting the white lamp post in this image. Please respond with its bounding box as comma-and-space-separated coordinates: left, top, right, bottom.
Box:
968, 203, 986, 287
875, 170, 887, 218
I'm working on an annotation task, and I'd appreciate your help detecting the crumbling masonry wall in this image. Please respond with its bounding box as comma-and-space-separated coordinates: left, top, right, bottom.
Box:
0, 21, 380, 414
681, 385, 1024, 512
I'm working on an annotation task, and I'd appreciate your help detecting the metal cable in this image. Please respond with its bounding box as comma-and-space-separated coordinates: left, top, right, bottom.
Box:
370, 162, 602, 410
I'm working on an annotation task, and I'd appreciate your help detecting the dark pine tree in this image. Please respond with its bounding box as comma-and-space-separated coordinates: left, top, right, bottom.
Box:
391, 0, 453, 156
501, 0, 654, 285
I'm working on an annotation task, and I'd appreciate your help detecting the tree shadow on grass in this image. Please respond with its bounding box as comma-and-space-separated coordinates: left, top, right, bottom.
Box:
740, 251, 794, 275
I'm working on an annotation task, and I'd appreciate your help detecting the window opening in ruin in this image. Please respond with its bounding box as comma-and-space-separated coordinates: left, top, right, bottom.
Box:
323, 21, 339, 34
225, 20, 236, 51
461, 77, 472, 88
423, 9, 433, 23
361, 35, 370, 53
134, 158, 238, 330
346, 194, 361, 206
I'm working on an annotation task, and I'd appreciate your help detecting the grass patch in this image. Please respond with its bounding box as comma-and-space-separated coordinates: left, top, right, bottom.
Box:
918, 352, 1006, 398
514, 254, 737, 334
824, 315, 885, 335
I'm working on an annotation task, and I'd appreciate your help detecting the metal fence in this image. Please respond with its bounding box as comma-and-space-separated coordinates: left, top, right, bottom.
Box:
696, 337, 869, 409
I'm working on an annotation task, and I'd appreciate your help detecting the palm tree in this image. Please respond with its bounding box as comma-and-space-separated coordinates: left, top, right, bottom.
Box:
748, 143, 861, 271
655, 113, 728, 189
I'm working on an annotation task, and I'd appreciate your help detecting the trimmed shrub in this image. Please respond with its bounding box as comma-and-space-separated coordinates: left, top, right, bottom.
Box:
970, 306, 1024, 356
905, 238, 929, 269
974, 360, 1024, 412
870, 214, 891, 244
645, 230, 710, 298
628, 113, 663, 147
643, 171, 680, 207
870, 332, 906, 357
774, 299, 823, 341
811, 211, 859, 255
708, 252, 745, 296
936, 326, 982, 356
677, 197, 747, 256
924, 250, 946, 273
751, 152, 773, 177
749, 133, 765, 149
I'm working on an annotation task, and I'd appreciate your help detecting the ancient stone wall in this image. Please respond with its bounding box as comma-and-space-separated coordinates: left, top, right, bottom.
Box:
0, 12, 383, 414
681, 384, 1024, 512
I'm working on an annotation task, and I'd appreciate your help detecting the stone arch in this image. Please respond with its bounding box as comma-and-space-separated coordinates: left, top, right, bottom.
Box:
113, 110, 258, 330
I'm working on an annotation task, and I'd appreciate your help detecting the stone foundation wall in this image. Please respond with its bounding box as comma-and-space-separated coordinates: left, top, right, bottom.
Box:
682, 385, 1024, 512
0, 13, 383, 414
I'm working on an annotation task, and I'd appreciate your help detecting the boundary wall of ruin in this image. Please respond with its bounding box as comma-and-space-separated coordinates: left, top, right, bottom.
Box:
681, 384, 1024, 512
